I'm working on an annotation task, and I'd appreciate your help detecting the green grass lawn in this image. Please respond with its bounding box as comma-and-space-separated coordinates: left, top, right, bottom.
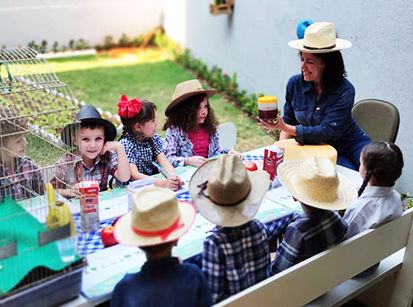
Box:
50, 51, 275, 152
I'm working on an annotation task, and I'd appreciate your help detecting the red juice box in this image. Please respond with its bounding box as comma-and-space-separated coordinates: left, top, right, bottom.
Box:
263, 146, 284, 181
79, 181, 99, 232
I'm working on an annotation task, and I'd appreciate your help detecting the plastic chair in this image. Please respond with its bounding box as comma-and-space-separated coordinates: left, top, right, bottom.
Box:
352, 99, 400, 143
217, 122, 237, 149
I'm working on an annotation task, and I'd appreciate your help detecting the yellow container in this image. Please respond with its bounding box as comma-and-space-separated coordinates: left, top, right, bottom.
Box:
257, 96, 278, 122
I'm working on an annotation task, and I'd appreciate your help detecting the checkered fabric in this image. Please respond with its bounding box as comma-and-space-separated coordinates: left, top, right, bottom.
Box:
120, 132, 163, 175
76, 154, 265, 256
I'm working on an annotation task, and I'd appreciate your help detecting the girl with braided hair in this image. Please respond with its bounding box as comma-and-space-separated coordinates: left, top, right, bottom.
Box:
344, 142, 404, 237
342, 142, 403, 277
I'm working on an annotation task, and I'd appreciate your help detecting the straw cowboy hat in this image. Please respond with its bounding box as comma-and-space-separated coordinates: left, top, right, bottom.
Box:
189, 154, 270, 227
278, 156, 356, 210
61, 104, 117, 146
288, 22, 352, 53
165, 79, 216, 116
114, 187, 196, 246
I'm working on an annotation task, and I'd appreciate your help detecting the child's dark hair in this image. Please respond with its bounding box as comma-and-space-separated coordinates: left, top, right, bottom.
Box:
120, 99, 157, 138
139, 241, 175, 256
358, 142, 404, 197
81, 122, 104, 132
163, 93, 218, 135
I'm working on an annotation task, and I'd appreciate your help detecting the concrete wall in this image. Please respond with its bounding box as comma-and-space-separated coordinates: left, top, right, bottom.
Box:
0, 0, 163, 48
164, 0, 413, 192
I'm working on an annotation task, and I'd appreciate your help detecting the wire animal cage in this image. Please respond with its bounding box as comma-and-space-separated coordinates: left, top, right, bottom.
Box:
0, 48, 86, 305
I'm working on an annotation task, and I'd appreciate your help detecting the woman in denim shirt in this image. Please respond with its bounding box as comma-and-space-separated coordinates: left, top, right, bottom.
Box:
261, 22, 370, 170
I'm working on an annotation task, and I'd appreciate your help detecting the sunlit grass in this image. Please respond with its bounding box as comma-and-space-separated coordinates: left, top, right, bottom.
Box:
51, 50, 275, 152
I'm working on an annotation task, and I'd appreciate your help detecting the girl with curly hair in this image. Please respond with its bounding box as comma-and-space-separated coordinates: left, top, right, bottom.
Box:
164, 79, 240, 167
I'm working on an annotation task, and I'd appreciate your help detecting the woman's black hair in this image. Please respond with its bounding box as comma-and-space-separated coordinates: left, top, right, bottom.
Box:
163, 93, 218, 135
120, 99, 156, 139
358, 142, 404, 197
301, 51, 347, 90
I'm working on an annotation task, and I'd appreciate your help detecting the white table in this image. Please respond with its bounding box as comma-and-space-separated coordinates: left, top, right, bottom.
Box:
65, 146, 361, 306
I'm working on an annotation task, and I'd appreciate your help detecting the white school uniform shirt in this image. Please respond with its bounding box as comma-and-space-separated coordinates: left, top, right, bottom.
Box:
343, 186, 402, 238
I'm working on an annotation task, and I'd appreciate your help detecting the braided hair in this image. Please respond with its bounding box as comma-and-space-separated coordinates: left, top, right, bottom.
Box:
358, 142, 404, 197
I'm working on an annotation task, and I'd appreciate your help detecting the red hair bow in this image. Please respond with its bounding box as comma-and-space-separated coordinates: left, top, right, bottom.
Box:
117, 95, 142, 118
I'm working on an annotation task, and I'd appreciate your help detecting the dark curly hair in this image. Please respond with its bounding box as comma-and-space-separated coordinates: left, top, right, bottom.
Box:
120, 99, 157, 139
358, 142, 404, 197
163, 94, 218, 134
300, 51, 347, 90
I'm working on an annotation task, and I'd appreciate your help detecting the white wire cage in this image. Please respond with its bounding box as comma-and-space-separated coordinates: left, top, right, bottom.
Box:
0, 48, 86, 302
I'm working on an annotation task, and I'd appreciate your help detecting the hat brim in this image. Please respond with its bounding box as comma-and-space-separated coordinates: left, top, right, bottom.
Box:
288, 38, 352, 53
165, 89, 216, 116
189, 159, 270, 227
61, 118, 117, 146
278, 160, 356, 210
113, 201, 196, 247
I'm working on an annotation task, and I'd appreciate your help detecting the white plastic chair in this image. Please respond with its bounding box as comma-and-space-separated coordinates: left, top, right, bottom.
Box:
217, 122, 237, 149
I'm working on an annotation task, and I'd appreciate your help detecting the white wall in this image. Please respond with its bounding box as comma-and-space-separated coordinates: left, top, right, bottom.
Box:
164, 0, 413, 193
0, 0, 163, 48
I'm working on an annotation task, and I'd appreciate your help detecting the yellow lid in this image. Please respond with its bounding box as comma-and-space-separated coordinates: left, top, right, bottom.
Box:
258, 96, 277, 103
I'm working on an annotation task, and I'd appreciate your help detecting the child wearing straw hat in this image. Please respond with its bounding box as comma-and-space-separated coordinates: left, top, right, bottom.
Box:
268, 156, 355, 275
189, 154, 273, 303
112, 187, 212, 307
164, 79, 241, 168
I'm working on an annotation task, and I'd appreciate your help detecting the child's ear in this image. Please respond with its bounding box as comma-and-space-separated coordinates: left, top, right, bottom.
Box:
134, 122, 142, 132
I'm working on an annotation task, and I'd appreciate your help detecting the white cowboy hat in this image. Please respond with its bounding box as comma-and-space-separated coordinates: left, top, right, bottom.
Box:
114, 187, 196, 246
288, 22, 352, 53
165, 79, 216, 116
278, 156, 357, 210
189, 154, 270, 227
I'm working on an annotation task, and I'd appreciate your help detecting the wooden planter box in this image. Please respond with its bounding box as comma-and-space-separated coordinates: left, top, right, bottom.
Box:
209, 0, 234, 15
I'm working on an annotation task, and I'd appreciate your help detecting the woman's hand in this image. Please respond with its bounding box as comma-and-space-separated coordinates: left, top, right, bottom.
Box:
259, 115, 296, 138
259, 114, 284, 130
186, 156, 207, 167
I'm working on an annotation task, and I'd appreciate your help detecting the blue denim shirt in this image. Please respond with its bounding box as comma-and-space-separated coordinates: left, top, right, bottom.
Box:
284, 74, 369, 155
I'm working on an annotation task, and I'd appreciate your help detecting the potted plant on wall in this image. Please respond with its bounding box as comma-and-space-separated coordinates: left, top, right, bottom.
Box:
210, 0, 235, 15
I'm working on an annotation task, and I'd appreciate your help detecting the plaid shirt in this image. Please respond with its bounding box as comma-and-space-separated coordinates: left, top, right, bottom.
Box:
54, 151, 118, 192
201, 219, 271, 303
0, 157, 44, 200
164, 126, 228, 167
120, 132, 163, 175
268, 210, 347, 275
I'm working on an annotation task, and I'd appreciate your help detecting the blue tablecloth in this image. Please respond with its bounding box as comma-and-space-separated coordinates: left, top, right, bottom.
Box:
76, 154, 267, 256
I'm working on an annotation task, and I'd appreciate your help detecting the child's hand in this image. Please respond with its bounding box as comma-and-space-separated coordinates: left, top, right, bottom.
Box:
186, 156, 207, 167
163, 175, 182, 191
101, 141, 122, 155
228, 148, 242, 159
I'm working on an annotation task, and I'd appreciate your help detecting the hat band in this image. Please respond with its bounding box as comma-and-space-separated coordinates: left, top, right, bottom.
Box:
197, 181, 251, 207
303, 43, 336, 50
132, 217, 184, 240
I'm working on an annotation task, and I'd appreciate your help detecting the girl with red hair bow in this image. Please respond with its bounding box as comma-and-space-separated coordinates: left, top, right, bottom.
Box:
117, 95, 183, 191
